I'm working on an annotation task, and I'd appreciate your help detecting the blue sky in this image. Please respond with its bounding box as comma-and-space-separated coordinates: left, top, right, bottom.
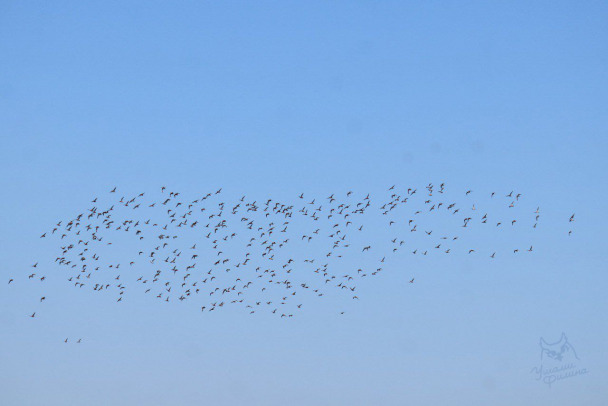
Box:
0, 1, 607, 405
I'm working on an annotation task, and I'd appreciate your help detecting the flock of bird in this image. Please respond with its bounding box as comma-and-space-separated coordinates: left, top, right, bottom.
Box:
9, 184, 576, 336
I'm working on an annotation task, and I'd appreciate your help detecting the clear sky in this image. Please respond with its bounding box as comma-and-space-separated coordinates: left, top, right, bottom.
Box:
0, 1, 607, 405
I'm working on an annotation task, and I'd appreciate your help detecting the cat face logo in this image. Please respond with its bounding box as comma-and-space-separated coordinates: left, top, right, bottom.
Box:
539, 333, 578, 363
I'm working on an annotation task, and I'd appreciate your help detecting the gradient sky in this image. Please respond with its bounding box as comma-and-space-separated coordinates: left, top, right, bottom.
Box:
1, 1, 607, 405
